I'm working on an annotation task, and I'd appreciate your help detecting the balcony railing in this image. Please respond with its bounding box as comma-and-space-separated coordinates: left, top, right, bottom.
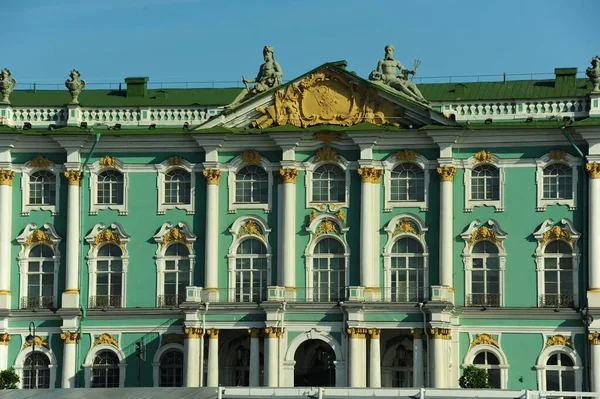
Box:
540, 293, 575, 308
158, 294, 185, 308
21, 296, 54, 310
388, 287, 428, 303
89, 295, 122, 309
466, 293, 501, 307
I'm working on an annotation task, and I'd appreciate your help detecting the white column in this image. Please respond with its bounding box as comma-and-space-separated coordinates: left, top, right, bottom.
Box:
347, 328, 366, 387
264, 327, 280, 387
357, 168, 382, 299
590, 332, 600, 392
0, 333, 10, 370
62, 170, 82, 308
60, 331, 79, 388
279, 169, 298, 297
588, 165, 600, 291
249, 328, 261, 387
412, 329, 424, 387
430, 328, 450, 388
183, 328, 201, 387
203, 170, 221, 299
437, 166, 456, 291
206, 328, 220, 387
368, 329, 381, 388
0, 170, 15, 309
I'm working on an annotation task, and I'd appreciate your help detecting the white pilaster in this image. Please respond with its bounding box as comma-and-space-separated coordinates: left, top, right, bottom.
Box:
278, 169, 298, 299
0, 170, 14, 309
0, 333, 10, 370
412, 329, 424, 387
62, 170, 82, 308
368, 329, 381, 388
590, 333, 600, 392
437, 166, 456, 297
206, 329, 220, 387
347, 328, 367, 387
249, 329, 260, 387
588, 165, 600, 298
203, 169, 221, 300
264, 327, 281, 387
60, 331, 79, 388
430, 328, 450, 388
183, 328, 202, 387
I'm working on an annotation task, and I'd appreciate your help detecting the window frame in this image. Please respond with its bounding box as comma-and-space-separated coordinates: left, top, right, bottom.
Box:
152, 343, 185, 387
12, 344, 58, 389
21, 162, 61, 216
304, 152, 351, 211
156, 158, 196, 215
462, 154, 505, 212
535, 345, 583, 392
83, 343, 126, 388
227, 154, 274, 213
463, 343, 509, 389
383, 151, 430, 211
89, 158, 129, 215
535, 151, 579, 211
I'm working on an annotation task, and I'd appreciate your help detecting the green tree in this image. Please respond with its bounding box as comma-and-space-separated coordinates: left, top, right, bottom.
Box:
459, 365, 491, 389
0, 368, 19, 389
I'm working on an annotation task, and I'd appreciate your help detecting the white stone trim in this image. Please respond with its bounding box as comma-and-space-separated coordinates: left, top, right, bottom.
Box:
20, 162, 61, 216
84, 223, 131, 309
461, 219, 508, 307
13, 341, 58, 389
461, 154, 505, 212
304, 151, 351, 211
534, 152, 580, 211
16, 223, 62, 309
533, 218, 581, 308
88, 158, 129, 215
534, 344, 583, 391
463, 342, 509, 389
382, 152, 430, 211
227, 154, 274, 213
155, 158, 196, 215
82, 342, 127, 388
152, 342, 184, 387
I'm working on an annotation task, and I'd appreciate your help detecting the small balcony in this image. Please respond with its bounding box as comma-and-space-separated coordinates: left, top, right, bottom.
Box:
388, 286, 428, 303
158, 294, 185, 308
89, 295, 122, 309
466, 293, 501, 307
21, 296, 54, 310
540, 293, 575, 308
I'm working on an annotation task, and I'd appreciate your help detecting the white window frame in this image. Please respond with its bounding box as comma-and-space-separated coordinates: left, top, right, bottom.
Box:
383, 152, 430, 211
85, 222, 131, 309
228, 216, 272, 302
16, 223, 62, 310
463, 343, 509, 389
383, 214, 429, 302
152, 342, 185, 387
462, 154, 505, 212
461, 219, 507, 307
21, 161, 61, 216
83, 343, 127, 388
227, 154, 274, 213
535, 152, 579, 211
13, 342, 58, 389
156, 158, 196, 214
154, 221, 197, 307
305, 152, 350, 211
305, 213, 350, 301
88, 159, 129, 215
533, 218, 580, 308
535, 345, 583, 391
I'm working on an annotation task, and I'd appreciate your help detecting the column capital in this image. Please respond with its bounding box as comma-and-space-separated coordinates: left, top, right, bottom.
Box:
64, 170, 83, 186
368, 328, 381, 339
60, 331, 80, 344
206, 328, 220, 339
264, 327, 285, 338
586, 162, 600, 179
346, 327, 368, 339
184, 327, 203, 339
589, 331, 600, 345
436, 165, 456, 182
411, 328, 424, 339
0, 169, 15, 186
248, 328, 260, 338
430, 327, 452, 340
357, 167, 382, 184
203, 168, 221, 185
276, 168, 298, 184
0, 332, 10, 345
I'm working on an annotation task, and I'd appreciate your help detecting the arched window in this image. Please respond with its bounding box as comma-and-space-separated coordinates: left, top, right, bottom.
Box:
23, 245, 55, 309
313, 238, 345, 302
471, 165, 499, 201
541, 240, 574, 307
312, 164, 345, 203
390, 237, 425, 302
473, 351, 501, 388
390, 163, 424, 202
545, 352, 576, 391
235, 165, 268, 204
162, 243, 191, 307
165, 169, 191, 204
159, 350, 183, 387
235, 238, 268, 303
469, 241, 500, 307
92, 243, 123, 308
29, 171, 56, 206
97, 170, 124, 205
91, 350, 120, 388
543, 164, 572, 200
22, 352, 50, 389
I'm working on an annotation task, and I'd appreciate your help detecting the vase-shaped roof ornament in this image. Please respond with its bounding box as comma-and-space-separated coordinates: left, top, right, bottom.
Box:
65, 69, 86, 104
0, 68, 16, 104
586, 56, 600, 93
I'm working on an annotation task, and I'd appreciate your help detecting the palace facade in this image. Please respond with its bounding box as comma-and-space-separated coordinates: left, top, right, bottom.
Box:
0, 51, 600, 393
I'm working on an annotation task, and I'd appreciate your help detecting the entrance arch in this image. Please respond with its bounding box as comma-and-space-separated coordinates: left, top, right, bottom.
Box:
294, 339, 336, 387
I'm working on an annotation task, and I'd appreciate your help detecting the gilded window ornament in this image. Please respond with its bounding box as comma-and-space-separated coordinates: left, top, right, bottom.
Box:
161, 227, 190, 249
545, 334, 572, 348
395, 149, 418, 161
99, 155, 118, 168
436, 165, 456, 182
64, 170, 83, 186
315, 146, 338, 163
473, 150, 494, 164
548, 150, 567, 161
240, 149, 262, 165
167, 156, 184, 166
429, 328, 451, 340
470, 333, 499, 348
0, 169, 16, 186
357, 167, 383, 183
309, 210, 318, 224
60, 331, 80, 344
313, 131, 341, 143
28, 155, 54, 168
588, 331, 600, 345
0, 333, 10, 345
469, 226, 499, 247
540, 225, 572, 247
203, 168, 221, 185
277, 168, 298, 184
315, 219, 340, 237
93, 333, 119, 347
25, 229, 54, 250
336, 209, 346, 223
393, 218, 420, 237
92, 228, 123, 250
237, 219, 265, 240
586, 162, 600, 179
22, 335, 49, 349
160, 333, 184, 346
184, 328, 203, 339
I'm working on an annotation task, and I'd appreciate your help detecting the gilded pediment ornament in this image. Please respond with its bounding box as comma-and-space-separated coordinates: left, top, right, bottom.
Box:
93, 333, 119, 347
238, 219, 264, 240
315, 146, 338, 163
396, 149, 418, 161
469, 226, 499, 247
548, 150, 567, 161
161, 333, 184, 346
474, 150, 494, 164
93, 228, 122, 249
167, 156, 184, 166
541, 225, 572, 247
470, 333, 499, 348
161, 227, 189, 248
240, 150, 262, 165
99, 155, 118, 168
393, 218, 419, 237
545, 334, 571, 348
25, 229, 54, 250
22, 335, 49, 349
315, 219, 340, 237
29, 155, 54, 168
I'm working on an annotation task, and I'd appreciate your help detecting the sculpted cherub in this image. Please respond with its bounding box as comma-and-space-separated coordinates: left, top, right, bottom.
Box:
65, 69, 86, 104
0, 68, 16, 104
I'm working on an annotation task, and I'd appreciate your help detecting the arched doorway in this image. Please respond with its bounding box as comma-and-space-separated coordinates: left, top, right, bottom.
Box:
294, 339, 336, 387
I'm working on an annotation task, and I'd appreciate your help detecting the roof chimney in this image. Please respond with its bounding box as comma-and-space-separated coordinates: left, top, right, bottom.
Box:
554, 68, 577, 89
124, 77, 149, 97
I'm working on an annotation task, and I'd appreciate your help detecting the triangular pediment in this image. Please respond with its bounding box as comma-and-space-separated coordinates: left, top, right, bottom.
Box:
197, 62, 454, 131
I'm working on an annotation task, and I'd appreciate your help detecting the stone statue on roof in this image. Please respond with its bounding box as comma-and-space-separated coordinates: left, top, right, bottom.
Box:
0, 68, 16, 104
65, 69, 86, 104
228, 45, 283, 108
587, 55, 600, 93
369, 44, 429, 105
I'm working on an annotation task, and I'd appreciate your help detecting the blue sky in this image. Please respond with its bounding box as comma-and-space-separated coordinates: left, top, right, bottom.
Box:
5, 0, 598, 88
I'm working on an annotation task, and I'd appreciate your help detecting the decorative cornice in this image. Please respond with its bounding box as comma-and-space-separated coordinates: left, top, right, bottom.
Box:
99, 155, 118, 168
429, 328, 451, 340
237, 219, 264, 240
92, 228, 122, 249
315, 146, 338, 162
160, 333, 184, 346
161, 227, 190, 249
22, 335, 49, 349
589, 331, 600, 345
469, 226, 499, 247
277, 168, 298, 184
248, 328, 260, 339
411, 328, 423, 340
240, 149, 262, 165
541, 225, 572, 247
346, 328, 368, 339
548, 150, 567, 161
60, 331, 80, 344
586, 162, 600, 179
357, 167, 383, 183
368, 328, 381, 339
167, 156, 184, 166
203, 168, 221, 185
0, 333, 10, 345
395, 149, 418, 161
470, 333, 499, 348
64, 170, 83, 186
474, 150, 494, 164
29, 155, 54, 168
393, 218, 420, 237
0, 169, 15, 186
206, 328, 221, 339
184, 328, 203, 339
93, 333, 119, 347
436, 165, 456, 182
545, 334, 572, 348
314, 219, 340, 237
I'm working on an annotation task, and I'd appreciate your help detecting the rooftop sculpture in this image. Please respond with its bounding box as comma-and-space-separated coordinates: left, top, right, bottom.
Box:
65, 69, 86, 104
0, 68, 16, 104
587, 56, 600, 93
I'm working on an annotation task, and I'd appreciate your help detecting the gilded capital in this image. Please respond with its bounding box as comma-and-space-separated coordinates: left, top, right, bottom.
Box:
264, 327, 285, 339
60, 331, 80, 344
0, 333, 10, 345
346, 328, 368, 339
411, 328, 423, 339
277, 168, 298, 184
184, 328, 203, 339
203, 168, 221, 185
436, 165, 456, 182
589, 331, 600, 345
0, 169, 15, 186
206, 328, 221, 339
430, 328, 451, 340
368, 328, 381, 339
357, 167, 382, 184
586, 162, 600, 179
64, 170, 83, 186
248, 328, 260, 338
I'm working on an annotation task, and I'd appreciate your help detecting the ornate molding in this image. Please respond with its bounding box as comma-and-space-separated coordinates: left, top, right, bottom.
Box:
469, 225, 499, 247
92, 228, 122, 249
161, 333, 184, 346
436, 166, 456, 182
548, 150, 567, 161
25, 229, 55, 250
586, 162, 600, 179
315, 146, 339, 163
277, 168, 298, 184
29, 155, 54, 168
357, 167, 383, 183
541, 225, 572, 247
411, 328, 423, 340
368, 328, 381, 339
393, 218, 420, 237
346, 328, 368, 339
429, 328, 451, 340
264, 327, 285, 338
167, 156, 184, 166
248, 328, 260, 339
184, 328, 203, 339
240, 149, 262, 165
589, 331, 600, 345
0, 333, 10, 345
161, 227, 190, 249
22, 335, 49, 349
237, 219, 265, 240
0, 169, 15, 186
64, 170, 83, 186
396, 149, 418, 161
206, 328, 221, 339
545, 334, 572, 348
93, 333, 119, 347
60, 331, 80, 344
99, 155, 118, 168
473, 150, 494, 164
203, 168, 221, 185
470, 333, 499, 348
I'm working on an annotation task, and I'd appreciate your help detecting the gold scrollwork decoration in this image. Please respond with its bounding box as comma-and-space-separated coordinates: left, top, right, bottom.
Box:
541, 225, 572, 247
167, 156, 184, 166
545, 334, 572, 348
548, 150, 567, 161
99, 155, 118, 168
309, 210, 318, 224
93, 228, 122, 249
470, 333, 499, 348
161, 227, 189, 249
29, 155, 54, 168
238, 219, 264, 240
474, 150, 494, 164
315, 146, 338, 163
22, 335, 49, 349
203, 168, 221, 185
586, 162, 600, 179
436, 166, 456, 182
315, 219, 340, 237
469, 226, 499, 247
93, 333, 119, 347
357, 167, 382, 183
336, 209, 346, 223
393, 218, 420, 237
161, 333, 184, 346
60, 331, 80, 344
396, 149, 418, 161
64, 170, 83, 186
0, 169, 16, 186
25, 229, 54, 250
240, 149, 262, 165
